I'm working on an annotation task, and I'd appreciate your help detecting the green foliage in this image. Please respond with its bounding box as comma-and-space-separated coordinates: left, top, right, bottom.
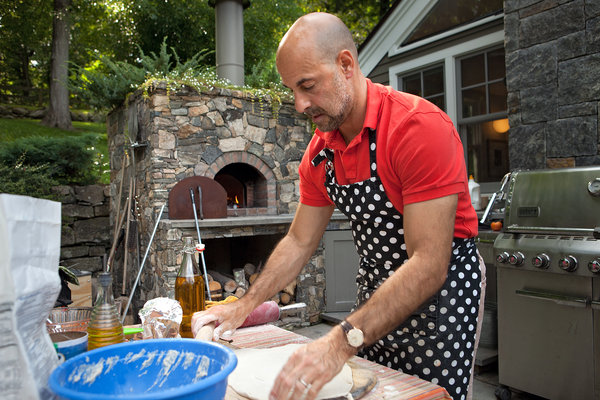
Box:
0, 155, 60, 200
0, 118, 109, 184
300, 0, 392, 46
0, 134, 101, 188
245, 53, 282, 90
71, 37, 212, 109
0, 0, 52, 101
124, 0, 215, 67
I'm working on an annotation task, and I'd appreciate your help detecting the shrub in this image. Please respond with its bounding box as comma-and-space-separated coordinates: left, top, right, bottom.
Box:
0, 156, 60, 200
71, 37, 211, 110
0, 135, 100, 195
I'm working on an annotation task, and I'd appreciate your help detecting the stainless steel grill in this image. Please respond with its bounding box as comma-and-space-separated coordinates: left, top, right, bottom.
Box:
491, 166, 600, 400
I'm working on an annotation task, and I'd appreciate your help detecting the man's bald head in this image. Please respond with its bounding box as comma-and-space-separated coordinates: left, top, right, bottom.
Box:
277, 12, 357, 64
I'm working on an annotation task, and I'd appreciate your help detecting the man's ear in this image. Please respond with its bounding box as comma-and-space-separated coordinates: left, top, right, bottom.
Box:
337, 49, 355, 77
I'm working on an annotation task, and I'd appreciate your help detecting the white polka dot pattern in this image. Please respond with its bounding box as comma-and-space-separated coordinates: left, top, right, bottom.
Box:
312, 129, 482, 400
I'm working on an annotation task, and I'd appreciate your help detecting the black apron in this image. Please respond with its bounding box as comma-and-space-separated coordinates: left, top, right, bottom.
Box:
312, 129, 482, 400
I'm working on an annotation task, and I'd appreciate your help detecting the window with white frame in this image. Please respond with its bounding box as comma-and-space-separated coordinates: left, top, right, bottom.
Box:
457, 47, 508, 187
399, 65, 445, 111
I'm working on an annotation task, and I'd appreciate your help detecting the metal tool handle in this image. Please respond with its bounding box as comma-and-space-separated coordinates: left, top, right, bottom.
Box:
516, 289, 590, 308
197, 186, 204, 220
122, 204, 165, 323
480, 172, 511, 224
189, 188, 212, 301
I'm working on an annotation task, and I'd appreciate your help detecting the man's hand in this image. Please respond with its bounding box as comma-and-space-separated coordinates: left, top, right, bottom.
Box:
269, 327, 354, 400
191, 300, 253, 341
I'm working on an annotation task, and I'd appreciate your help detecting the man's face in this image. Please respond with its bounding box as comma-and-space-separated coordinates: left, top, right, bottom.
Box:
277, 50, 353, 132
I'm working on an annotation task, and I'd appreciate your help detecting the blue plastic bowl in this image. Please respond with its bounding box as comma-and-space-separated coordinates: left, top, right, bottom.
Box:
48, 339, 237, 400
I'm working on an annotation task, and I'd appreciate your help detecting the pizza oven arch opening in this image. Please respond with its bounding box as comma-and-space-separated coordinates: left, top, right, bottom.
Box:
215, 162, 267, 209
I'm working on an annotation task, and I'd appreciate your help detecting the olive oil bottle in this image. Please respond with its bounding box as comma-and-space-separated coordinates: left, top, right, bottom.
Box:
87, 272, 124, 350
175, 237, 205, 338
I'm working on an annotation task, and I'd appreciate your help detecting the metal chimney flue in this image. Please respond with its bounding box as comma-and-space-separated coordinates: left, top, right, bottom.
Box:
210, 0, 250, 87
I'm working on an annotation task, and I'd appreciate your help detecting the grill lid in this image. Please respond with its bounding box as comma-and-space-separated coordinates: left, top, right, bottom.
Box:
504, 166, 600, 235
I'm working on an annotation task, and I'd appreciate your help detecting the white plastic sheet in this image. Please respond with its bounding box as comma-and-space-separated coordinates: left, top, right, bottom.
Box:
0, 194, 62, 399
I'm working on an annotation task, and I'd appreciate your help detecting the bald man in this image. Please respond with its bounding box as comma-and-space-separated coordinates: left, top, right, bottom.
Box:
192, 12, 485, 400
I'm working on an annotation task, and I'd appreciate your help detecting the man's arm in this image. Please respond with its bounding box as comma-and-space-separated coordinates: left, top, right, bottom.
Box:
191, 203, 334, 338
242, 203, 334, 309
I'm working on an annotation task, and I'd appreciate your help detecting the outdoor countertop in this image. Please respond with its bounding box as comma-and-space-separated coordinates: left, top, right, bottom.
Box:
224, 324, 451, 400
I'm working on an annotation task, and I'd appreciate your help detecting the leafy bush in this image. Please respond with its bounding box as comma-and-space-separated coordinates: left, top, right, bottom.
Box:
0, 135, 101, 197
71, 37, 212, 109
0, 157, 60, 200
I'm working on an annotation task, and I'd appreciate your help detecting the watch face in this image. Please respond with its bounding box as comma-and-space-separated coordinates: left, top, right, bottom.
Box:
347, 328, 364, 347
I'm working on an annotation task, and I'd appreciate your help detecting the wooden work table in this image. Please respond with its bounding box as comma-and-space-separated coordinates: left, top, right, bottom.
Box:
225, 324, 451, 400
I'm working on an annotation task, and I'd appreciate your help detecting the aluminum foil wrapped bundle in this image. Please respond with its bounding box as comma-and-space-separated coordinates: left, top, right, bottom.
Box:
138, 297, 183, 339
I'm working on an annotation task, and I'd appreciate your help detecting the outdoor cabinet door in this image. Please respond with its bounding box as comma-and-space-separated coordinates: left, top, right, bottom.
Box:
324, 230, 359, 312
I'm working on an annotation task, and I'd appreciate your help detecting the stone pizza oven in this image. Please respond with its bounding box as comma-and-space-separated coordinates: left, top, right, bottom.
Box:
107, 83, 351, 325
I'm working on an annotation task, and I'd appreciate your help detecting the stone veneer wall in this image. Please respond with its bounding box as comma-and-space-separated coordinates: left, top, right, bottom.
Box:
504, 0, 600, 169
106, 84, 347, 323
55, 184, 111, 274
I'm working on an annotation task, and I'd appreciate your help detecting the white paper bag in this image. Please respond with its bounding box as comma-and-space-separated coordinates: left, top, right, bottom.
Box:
0, 194, 62, 399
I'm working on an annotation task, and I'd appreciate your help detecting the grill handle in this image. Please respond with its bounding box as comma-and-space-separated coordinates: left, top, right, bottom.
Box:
516, 289, 590, 308
480, 172, 511, 224
591, 300, 600, 310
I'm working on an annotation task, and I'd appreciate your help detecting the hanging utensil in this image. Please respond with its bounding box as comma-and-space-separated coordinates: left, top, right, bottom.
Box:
121, 204, 165, 324
189, 187, 212, 301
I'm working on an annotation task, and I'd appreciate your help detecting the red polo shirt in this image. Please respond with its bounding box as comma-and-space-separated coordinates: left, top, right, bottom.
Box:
299, 79, 478, 238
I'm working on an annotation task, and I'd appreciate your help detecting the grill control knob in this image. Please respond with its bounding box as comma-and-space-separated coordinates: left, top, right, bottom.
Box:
559, 255, 578, 272
532, 253, 550, 269
589, 259, 600, 274
509, 252, 525, 266
496, 252, 510, 264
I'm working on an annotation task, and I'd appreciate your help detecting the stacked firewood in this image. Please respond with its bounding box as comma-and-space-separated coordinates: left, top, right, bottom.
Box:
205, 262, 296, 305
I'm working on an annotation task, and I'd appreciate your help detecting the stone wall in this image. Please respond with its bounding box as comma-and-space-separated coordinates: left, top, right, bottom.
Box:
505, 0, 600, 169
55, 184, 111, 274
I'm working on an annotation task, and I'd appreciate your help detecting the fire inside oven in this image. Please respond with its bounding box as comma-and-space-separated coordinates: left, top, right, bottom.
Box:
491, 166, 600, 400
215, 163, 268, 209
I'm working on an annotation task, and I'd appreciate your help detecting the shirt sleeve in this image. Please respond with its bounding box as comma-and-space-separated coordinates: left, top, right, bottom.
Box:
391, 110, 467, 205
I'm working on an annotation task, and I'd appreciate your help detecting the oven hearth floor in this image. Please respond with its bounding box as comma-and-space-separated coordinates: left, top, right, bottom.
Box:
292, 321, 547, 400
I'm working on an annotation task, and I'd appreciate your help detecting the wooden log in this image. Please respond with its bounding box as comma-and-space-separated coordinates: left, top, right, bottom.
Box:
209, 292, 223, 301
208, 269, 237, 293
270, 292, 280, 305
208, 280, 221, 292
208, 280, 222, 301
249, 273, 259, 286
234, 286, 247, 298
283, 280, 296, 296
243, 263, 256, 279
280, 292, 292, 305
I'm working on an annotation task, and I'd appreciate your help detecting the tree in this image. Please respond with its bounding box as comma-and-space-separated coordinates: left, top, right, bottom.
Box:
0, 1, 52, 105
300, 0, 392, 45
42, 0, 72, 130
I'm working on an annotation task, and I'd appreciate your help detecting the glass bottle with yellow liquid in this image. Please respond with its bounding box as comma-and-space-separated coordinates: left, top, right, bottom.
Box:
87, 271, 124, 350
175, 237, 205, 338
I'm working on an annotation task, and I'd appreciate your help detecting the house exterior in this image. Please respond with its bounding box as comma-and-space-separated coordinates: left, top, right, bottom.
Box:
359, 0, 600, 194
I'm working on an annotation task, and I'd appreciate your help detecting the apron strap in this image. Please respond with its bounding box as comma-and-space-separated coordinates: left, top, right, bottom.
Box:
311, 148, 334, 167
367, 129, 378, 178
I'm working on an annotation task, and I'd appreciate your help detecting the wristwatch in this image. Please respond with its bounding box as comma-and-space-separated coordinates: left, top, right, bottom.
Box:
340, 320, 364, 349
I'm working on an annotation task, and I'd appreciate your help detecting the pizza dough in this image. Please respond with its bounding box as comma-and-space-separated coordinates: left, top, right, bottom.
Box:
228, 344, 353, 400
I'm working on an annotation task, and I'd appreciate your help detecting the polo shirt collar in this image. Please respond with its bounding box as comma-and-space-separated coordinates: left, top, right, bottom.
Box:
314, 79, 382, 150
